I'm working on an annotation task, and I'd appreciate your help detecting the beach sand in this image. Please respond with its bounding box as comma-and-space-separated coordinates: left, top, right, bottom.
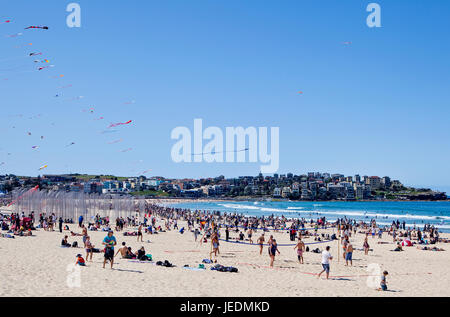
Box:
1, 219, 449, 297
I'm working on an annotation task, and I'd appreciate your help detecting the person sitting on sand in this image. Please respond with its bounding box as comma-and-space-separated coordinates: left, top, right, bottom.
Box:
116, 242, 132, 259
61, 235, 71, 247
75, 254, 86, 266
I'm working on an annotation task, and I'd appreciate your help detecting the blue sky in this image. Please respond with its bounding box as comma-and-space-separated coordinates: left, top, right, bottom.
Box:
0, 0, 449, 192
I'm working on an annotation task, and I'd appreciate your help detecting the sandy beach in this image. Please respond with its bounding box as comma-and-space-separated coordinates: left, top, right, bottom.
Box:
1, 216, 449, 297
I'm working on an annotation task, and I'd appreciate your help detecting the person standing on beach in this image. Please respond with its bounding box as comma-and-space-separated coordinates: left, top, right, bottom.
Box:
58, 217, 63, 233
363, 236, 370, 255
318, 246, 333, 280
137, 224, 143, 242
248, 228, 253, 244
294, 237, 305, 264
78, 215, 83, 228
345, 242, 353, 266
269, 239, 280, 268
225, 227, 230, 241
102, 231, 117, 269
256, 233, 265, 255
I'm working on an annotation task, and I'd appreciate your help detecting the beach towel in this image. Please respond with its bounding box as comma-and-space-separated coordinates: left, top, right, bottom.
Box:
183, 266, 205, 271
202, 259, 212, 264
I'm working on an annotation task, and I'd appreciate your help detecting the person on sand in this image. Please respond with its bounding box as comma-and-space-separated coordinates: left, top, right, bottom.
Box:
345, 242, 353, 266
363, 236, 370, 255
378, 271, 389, 291
210, 231, 220, 263
75, 254, 86, 266
258, 233, 265, 255
294, 237, 305, 264
116, 242, 131, 259
269, 239, 280, 268
267, 235, 274, 255
82, 225, 88, 248
85, 236, 94, 262
137, 224, 143, 242
318, 246, 333, 280
248, 228, 253, 244
102, 231, 117, 269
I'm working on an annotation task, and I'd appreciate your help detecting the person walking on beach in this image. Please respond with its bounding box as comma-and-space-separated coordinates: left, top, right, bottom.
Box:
269, 239, 280, 268
345, 242, 353, 266
363, 236, 370, 255
318, 246, 333, 280
58, 217, 63, 233
78, 215, 83, 228
137, 224, 143, 242
102, 231, 117, 269
248, 228, 253, 244
258, 233, 265, 255
294, 237, 305, 264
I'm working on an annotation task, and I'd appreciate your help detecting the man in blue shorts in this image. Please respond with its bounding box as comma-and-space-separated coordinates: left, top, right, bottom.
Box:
318, 246, 333, 280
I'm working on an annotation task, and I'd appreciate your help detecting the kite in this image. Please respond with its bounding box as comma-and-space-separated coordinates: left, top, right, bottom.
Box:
29, 52, 42, 56
142, 169, 152, 174
27, 132, 32, 136
40, 136, 44, 139
7, 185, 39, 207
1, 20, 11, 24
101, 130, 118, 134
66, 142, 75, 147
14, 43, 33, 48
94, 117, 104, 121
192, 148, 249, 156
25, 26, 49, 30
0, 162, 5, 166
32, 146, 39, 149
298, 91, 303, 94
38, 65, 54, 71
59, 84, 72, 89
120, 148, 133, 153
7, 33, 22, 38
342, 41, 352, 45
51, 74, 64, 78
34, 59, 50, 63
108, 139, 123, 144
108, 120, 132, 128
124, 100, 136, 105
39, 165, 48, 170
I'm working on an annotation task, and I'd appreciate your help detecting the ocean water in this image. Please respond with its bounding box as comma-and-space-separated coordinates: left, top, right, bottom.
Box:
166, 200, 450, 232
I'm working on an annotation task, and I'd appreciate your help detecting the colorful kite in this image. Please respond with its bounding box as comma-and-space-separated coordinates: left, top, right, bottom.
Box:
25, 26, 49, 30
1, 20, 11, 24
108, 139, 123, 144
32, 146, 39, 149
7, 32, 22, 38
108, 120, 132, 128
38, 165, 48, 170
7, 185, 39, 207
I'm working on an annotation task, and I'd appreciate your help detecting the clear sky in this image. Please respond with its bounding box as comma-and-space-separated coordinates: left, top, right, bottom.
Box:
0, 0, 449, 192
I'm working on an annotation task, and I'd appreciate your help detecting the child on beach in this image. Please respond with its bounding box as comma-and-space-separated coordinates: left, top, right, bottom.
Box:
75, 254, 86, 266
378, 271, 388, 291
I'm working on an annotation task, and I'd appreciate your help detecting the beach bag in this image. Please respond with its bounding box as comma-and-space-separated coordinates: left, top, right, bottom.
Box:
72, 241, 78, 248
